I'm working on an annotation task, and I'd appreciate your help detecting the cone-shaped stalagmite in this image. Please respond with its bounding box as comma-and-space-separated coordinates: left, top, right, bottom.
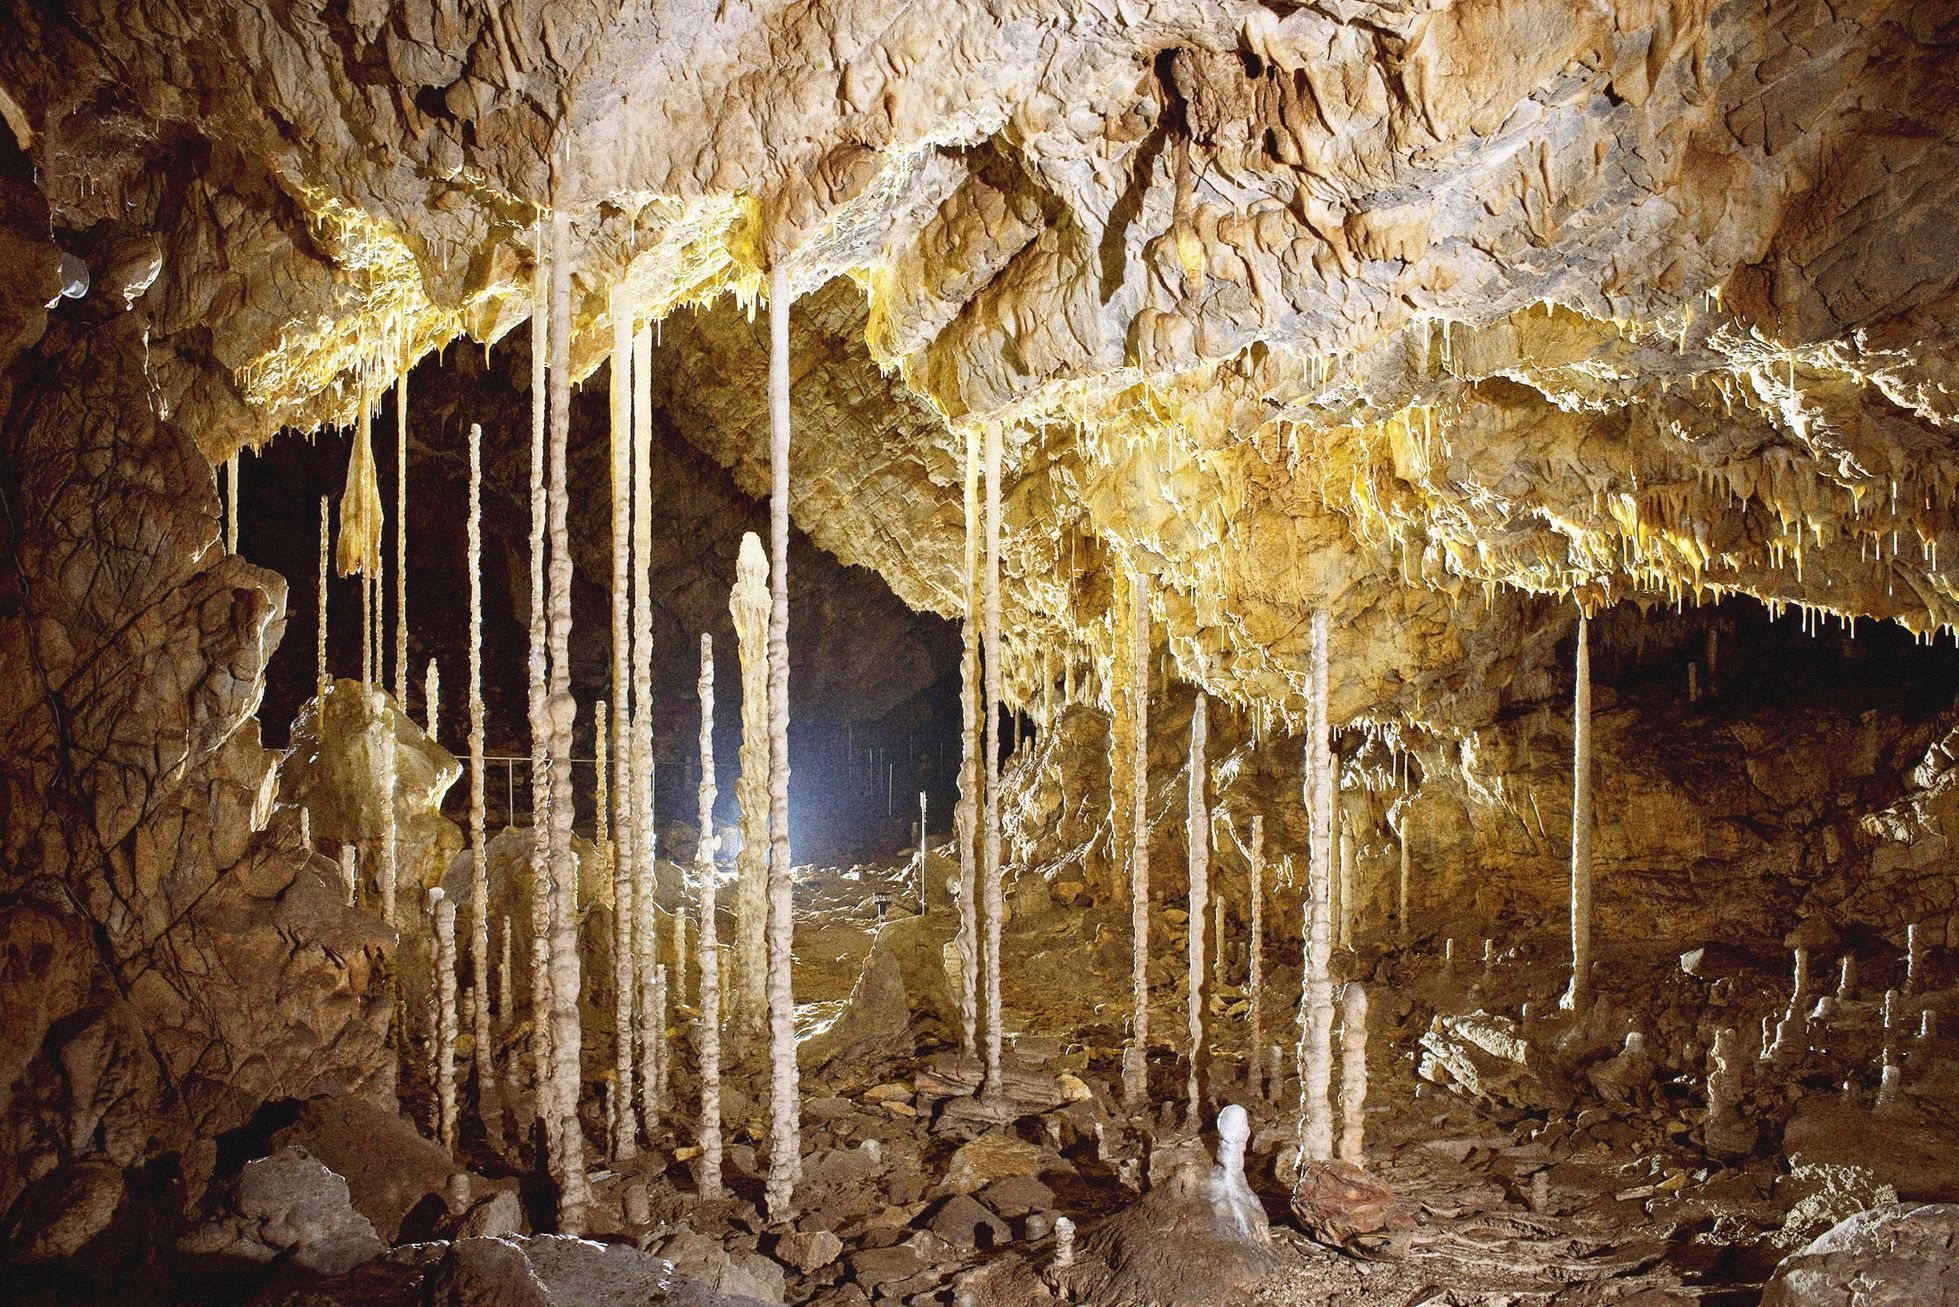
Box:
1565, 614, 1594, 1012
730, 533, 770, 1055
694, 634, 723, 1200
764, 260, 800, 1222
1300, 612, 1335, 1163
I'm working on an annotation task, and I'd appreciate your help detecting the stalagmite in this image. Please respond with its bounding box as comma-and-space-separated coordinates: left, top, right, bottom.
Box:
594, 704, 609, 850
917, 791, 929, 908
543, 204, 588, 1230
525, 224, 555, 1145
1397, 811, 1412, 946
1836, 955, 1856, 1000
339, 844, 356, 908
1123, 569, 1150, 1108
466, 423, 491, 1106
424, 660, 439, 742
377, 690, 399, 928
764, 259, 800, 1221
1186, 689, 1208, 1125
1300, 611, 1335, 1164
317, 497, 330, 692
431, 887, 458, 1150
1906, 923, 1922, 994
1336, 812, 1356, 951
631, 317, 659, 1142
694, 633, 723, 1200
225, 453, 239, 553
498, 917, 512, 1023
1249, 815, 1265, 1102
730, 533, 770, 1051
1565, 614, 1594, 1012
394, 360, 408, 702
1053, 1216, 1076, 1268
607, 281, 638, 1160
981, 418, 1005, 1102
955, 426, 981, 1059
1338, 983, 1368, 1165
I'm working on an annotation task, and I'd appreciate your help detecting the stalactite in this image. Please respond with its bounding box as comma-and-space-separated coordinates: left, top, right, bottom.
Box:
631, 318, 659, 1143
224, 453, 239, 554
694, 633, 723, 1200
1337, 983, 1368, 1165
1300, 611, 1335, 1164
432, 887, 458, 1150
467, 423, 491, 1107
1186, 689, 1208, 1125
317, 497, 330, 693
954, 426, 981, 1059
543, 203, 588, 1230
378, 690, 399, 929
607, 282, 638, 1161
730, 533, 771, 1056
1249, 815, 1265, 1102
424, 660, 440, 742
525, 224, 555, 1148
1123, 568, 1150, 1108
981, 419, 1005, 1102
764, 260, 801, 1221
394, 359, 409, 703
1565, 614, 1594, 1012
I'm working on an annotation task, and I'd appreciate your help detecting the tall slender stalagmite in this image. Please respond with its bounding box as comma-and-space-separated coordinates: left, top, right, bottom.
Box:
543, 204, 588, 1229
694, 634, 724, 1200
432, 888, 458, 1150
1338, 983, 1368, 1165
225, 454, 239, 554
317, 497, 330, 692
377, 691, 399, 929
466, 423, 491, 1105
954, 426, 980, 1058
1248, 815, 1265, 1101
525, 226, 555, 1140
1300, 611, 1335, 1163
730, 534, 770, 1055
394, 357, 409, 703
917, 791, 929, 908
1336, 812, 1355, 951
764, 260, 800, 1220
980, 420, 1005, 1101
1397, 806, 1411, 946
607, 283, 638, 1160
1565, 614, 1593, 1012
424, 660, 440, 742
630, 319, 659, 1139
1186, 690, 1209, 1124
1123, 569, 1151, 1108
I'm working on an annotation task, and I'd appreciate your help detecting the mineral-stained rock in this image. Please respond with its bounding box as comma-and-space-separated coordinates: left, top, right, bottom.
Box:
1290, 1159, 1413, 1259
1763, 1203, 1959, 1306
939, 1134, 1047, 1197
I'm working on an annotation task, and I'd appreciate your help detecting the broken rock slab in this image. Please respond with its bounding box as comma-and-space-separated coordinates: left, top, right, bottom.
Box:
1763, 1203, 1959, 1305
939, 1133, 1047, 1196
179, 1146, 384, 1276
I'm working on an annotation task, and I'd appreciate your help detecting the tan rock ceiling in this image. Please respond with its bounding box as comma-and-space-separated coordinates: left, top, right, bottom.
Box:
6, 0, 1957, 731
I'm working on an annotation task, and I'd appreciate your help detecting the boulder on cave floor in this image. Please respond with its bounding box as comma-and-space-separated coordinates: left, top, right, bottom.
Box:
1763, 1202, 1959, 1305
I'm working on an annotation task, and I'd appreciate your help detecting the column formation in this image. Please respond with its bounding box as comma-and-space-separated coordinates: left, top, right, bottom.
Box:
466, 423, 493, 1107
980, 421, 1005, 1100
954, 427, 980, 1058
1299, 611, 1335, 1164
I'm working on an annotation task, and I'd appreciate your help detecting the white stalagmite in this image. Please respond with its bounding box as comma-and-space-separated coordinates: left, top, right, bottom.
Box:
317, 497, 330, 692
954, 425, 980, 1058
339, 844, 357, 908
631, 319, 659, 1140
981, 419, 1005, 1101
1336, 811, 1355, 951
525, 226, 555, 1140
466, 423, 491, 1105
694, 633, 724, 1200
543, 204, 588, 1230
1123, 569, 1151, 1108
1186, 689, 1209, 1124
730, 534, 771, 1054
225, 453, 239, 553
424, 659, 439, 743
378, 690, 399, 929
432, 887, 458, 1150
918, 791, 928, 908
1565, 614, 1594, 1012
1300, 611, 1335, 1164
394, 360, 409, 703
1338, 982, 1369, 1165
764, 260, 801, 1220
1398, 808, 1412, 946
1248, 815, 1265, 1101
607, 282, 638, 1160
1906, 923, 1922, 995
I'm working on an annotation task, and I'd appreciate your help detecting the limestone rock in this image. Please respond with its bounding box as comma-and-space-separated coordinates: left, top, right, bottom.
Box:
1763, 1203, 1959, 1306
180, 1146, 385, 1276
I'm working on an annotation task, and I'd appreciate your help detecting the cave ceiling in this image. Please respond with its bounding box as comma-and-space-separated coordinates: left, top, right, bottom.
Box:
7, 0, 1957, 733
